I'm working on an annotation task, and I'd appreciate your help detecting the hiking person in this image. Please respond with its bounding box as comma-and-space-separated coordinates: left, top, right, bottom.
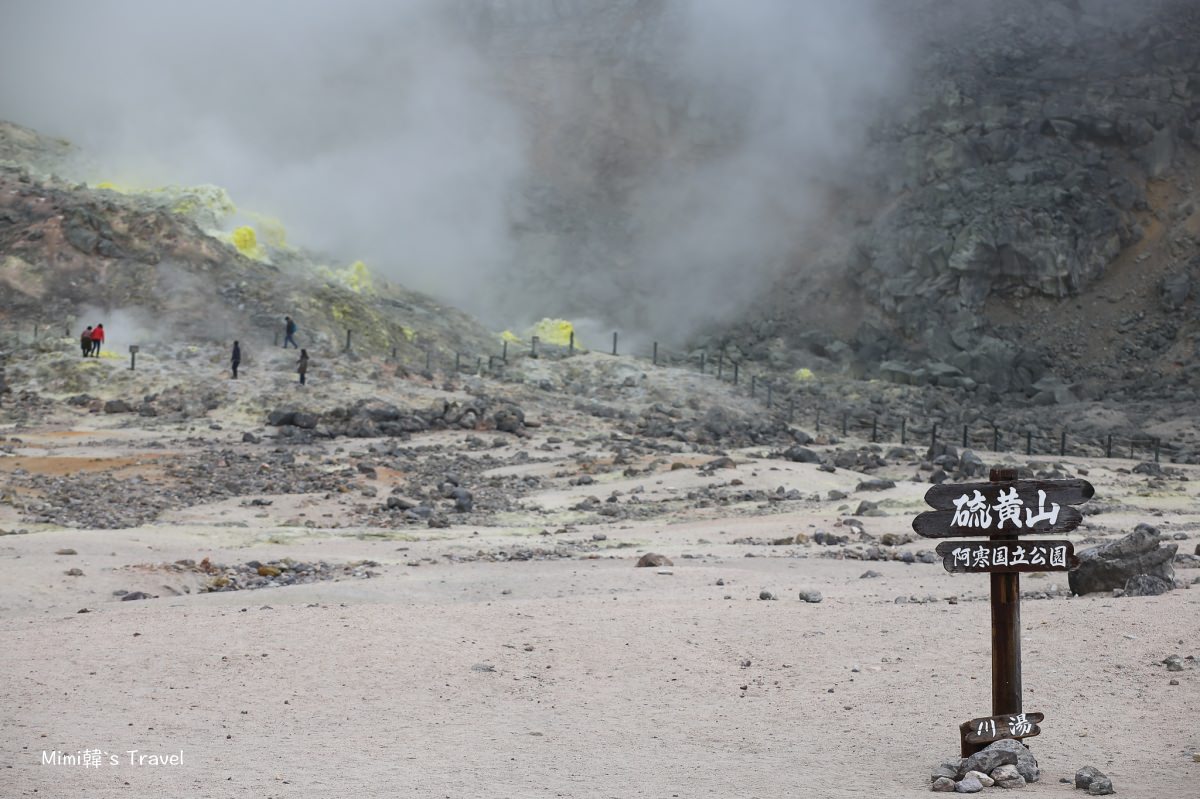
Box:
231, 341, 241, 379
283, 316, 297, 349
89, 323, 104, 356
80, 326, 93, 357
297, 348, 309, 385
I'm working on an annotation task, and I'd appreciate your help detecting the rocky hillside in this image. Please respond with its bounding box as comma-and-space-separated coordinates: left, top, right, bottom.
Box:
0, 122, 497, 362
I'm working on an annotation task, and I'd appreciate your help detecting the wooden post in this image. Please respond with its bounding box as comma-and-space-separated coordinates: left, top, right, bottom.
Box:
1130, 438, 1135, 460
842, 412, 848, 437
700, 352, 706, 374
502, 340, 508, 363
1106, 434, 1112, 459
569, 331, 575, 355
425, 349, 431, 372
1060, 431, 1067, 457
476, 356, 482, 374
733, 362, 739, 385
962, 425, 969, 448
345, 329, 352, 352
391, 346, 397, 361
652, 341, 658, 365
989, 466, 1023, 736
901, 418, 907, 445
455, 352, 461, 372
1026, 431, 1033, 456
717, 351, 724, 380
612, 332, 618, 356
129, 346, 138, 371
531, 336, 539, 357
751, 375, 757, 398
1154, 438, 1160, 463
788, 397, 795, 423
872, 415, 878, 443
993, 426, 999, 452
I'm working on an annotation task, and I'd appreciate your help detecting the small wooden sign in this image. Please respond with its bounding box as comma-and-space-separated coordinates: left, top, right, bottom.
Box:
936, 540, 1078, 573
912, 479, 1093, 539
960, 711, 1043, 746
129, 345, 140, 353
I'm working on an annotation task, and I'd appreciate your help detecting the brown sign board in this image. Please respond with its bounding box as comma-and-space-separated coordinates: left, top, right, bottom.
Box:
935, 540, 1078, 573
960, 712, 1043, 746
923, 479, 1094, 510
912, 479, 1093, 539
914, 506, 1082, 538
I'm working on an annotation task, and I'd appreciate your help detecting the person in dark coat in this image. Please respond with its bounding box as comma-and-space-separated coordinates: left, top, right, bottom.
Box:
81, 326, 93, 357
297, 349, 309, 385
283, 316, 297, 349
231, 341, 241, 379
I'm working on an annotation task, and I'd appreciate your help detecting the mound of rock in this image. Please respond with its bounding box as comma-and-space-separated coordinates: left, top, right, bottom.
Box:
931, 739, 1039, 792
1068, 524, 1177, 595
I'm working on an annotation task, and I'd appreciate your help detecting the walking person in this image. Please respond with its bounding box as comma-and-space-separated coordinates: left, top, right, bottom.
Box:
89, 323, 104, 356
231, 341, 241, 379
283, 316, 298, 349
297, 348, 309, 385
80, 326, 93, 357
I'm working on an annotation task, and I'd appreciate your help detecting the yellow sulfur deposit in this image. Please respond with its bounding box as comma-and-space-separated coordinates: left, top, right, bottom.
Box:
230, 226, 266, 260
530, 318, 582, 348
793, 367, 815, 381
245, 212, 290, 250
500, 330, 523, 343
344, 260, 373, 294
400, 326, 416, 342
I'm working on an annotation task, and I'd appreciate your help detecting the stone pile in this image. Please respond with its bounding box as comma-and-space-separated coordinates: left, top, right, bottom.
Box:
930, 739, 1040, 792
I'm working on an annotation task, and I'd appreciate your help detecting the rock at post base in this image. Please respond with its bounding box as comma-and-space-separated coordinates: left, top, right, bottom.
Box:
931, 776, 956, 792
989, 764, 1026, 789
954, 775, 983, 793
961, 739, 1039, 784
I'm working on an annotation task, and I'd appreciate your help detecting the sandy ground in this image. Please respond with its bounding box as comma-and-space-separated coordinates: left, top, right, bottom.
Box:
1, 352, 1198, 798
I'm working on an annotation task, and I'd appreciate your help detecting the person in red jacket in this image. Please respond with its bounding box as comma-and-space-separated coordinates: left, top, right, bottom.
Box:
89, 323, 104, 356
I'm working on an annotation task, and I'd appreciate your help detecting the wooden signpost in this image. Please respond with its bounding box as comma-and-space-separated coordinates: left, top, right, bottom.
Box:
913, 468, 1094, 757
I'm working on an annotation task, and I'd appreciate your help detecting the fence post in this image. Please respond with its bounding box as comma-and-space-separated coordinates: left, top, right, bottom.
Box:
700, 352, 706, 374
1106, 434, 1112, 459
652, 342, 658, 365
1026, 431, 1033, 456
455, 352, 461, 373
503, 340, 508, 363
733, 362, 739, 385
612, 331, 618, 356
993, 426, 999, 452
1130, 438, 1135, 460
931, 423, 939, 453
816, 410, 821, 433
569, 331, 574, 355
476, 356, 482, 374
788, 397, 795, 423
872, 415, 878, 443
1154, 438, 1160, 463
425, 349, 432, 373
717, 351, 724, 380
531, 336, 539, 358
767, 384, 773, 409
391, 346, 397, 361
751, 375, 757, 398
962, 424, 969, 448
842, 412, 848, 437
129, 345, 138, 371
1060, 431, 1067, 457
345, 329, 352, 352
901, 418, 907, 445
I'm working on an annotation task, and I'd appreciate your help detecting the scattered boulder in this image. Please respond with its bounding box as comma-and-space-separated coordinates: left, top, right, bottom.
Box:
1075, 766, 1114, 795
102, 399, 132, 414
856, 478, 896, 492
758, 590, 776, 601
1123, 573, 1171, 597
1069, 524, 1177, 595
636, 553, 672, 568
798, 590, 823, 603
781, 446, 821, 464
